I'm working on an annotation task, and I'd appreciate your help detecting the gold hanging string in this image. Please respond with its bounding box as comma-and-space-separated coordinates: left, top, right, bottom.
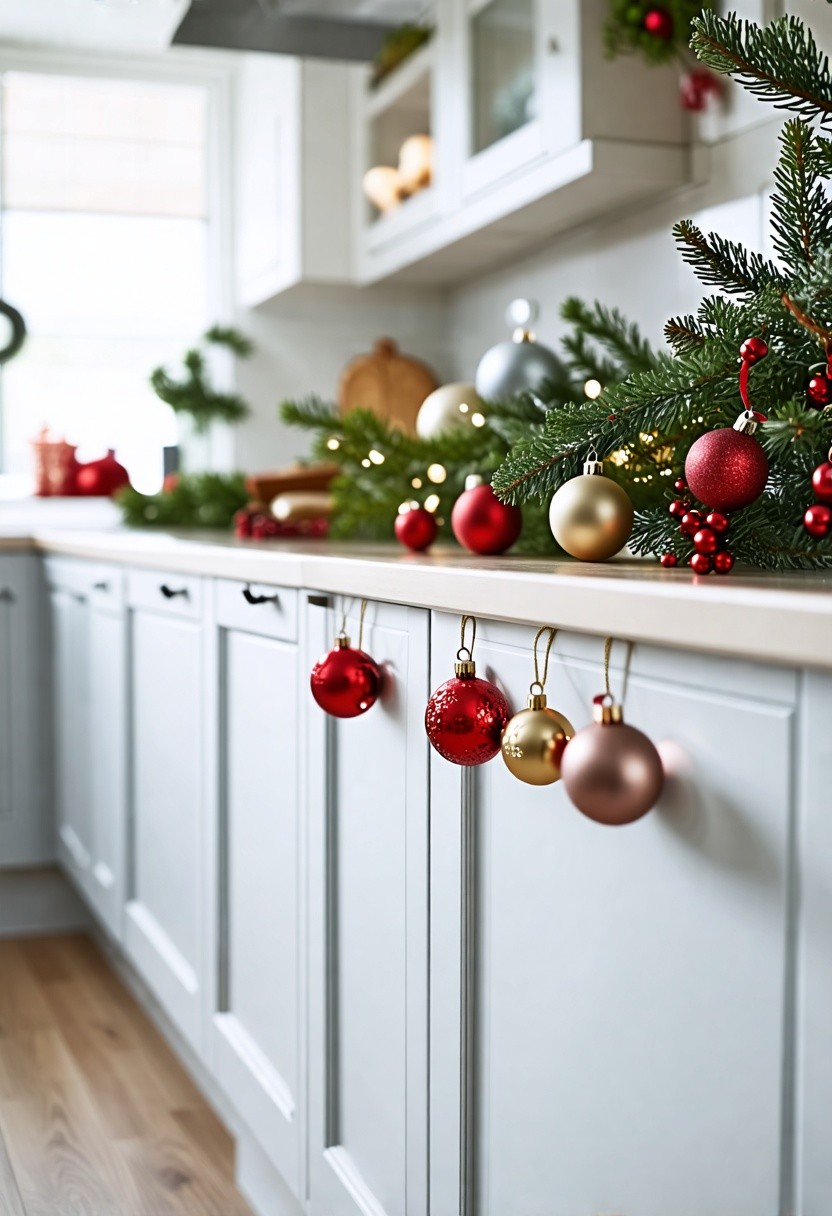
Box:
339, 598, 369, 649
532, 626, 558, 692
458, 614, 477, 660
603, 636, 634, 702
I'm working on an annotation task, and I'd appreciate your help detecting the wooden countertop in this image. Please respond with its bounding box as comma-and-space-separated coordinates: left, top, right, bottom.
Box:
12, 527, 830, 671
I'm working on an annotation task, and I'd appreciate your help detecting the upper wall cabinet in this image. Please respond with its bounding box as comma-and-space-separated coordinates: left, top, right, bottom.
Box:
355, 0, 690, 285
234, 54, 355, 307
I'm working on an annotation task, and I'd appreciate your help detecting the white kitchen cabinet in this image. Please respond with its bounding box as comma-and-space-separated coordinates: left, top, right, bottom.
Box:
209, 578, 304, 1200
0, 553, 50, 868
124, 568, 208, 1053
430, 612, 797, 1216
234, 53, 355, 305
306, 596, 430, 1216
356, 0, 688, 285
44, 557, 127, 938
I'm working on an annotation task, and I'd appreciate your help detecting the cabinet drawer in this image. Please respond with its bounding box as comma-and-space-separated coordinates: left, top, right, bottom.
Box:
44, 557, 124, 609
214, 579, 297, 641
126, 568, 203, 619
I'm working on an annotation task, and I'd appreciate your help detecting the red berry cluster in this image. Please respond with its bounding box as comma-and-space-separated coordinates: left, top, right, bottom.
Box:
803, 460, 832, 539
663, 477, 735, 575
234, 508, 329, 541
807, 367, 832, 410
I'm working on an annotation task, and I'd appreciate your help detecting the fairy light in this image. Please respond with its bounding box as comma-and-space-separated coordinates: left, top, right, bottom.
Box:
361, 458, 371, 468
584, 378, 603, 400
326, 437, 340, 450
424, 493, 441, 512
411, 477, 423, 489
471, 412, 486, 427
427, 463, 447, 484
458, 402, 470, 413
368, 449, 385, 465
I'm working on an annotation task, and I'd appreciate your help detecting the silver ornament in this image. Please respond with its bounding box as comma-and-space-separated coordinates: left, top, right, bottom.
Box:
474, 298, 563, 401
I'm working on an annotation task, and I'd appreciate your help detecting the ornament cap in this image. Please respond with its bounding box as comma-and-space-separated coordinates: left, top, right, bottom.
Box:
464, 473, 484, 491
593, 694, 623, 725
582, 458, 605, 476
528, 684, 548, 711
454, 647, 476, 677
335, 634, 351, 650
512, 327, 535, 344
733, 409, 759, 435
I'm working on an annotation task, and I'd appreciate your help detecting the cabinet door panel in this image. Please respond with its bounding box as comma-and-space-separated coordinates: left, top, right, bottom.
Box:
87, 601, 127, 937
431, 614, 795, 1216
126, 607, 204, 1049
50, 586, 93, 883
213, 625, 301, 1195
307, 599, 429, 1216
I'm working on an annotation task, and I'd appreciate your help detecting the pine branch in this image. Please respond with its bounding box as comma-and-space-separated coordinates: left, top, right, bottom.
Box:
560, 297, 656, 373
673, 219, 786, 297
690, 12, 832, 125
204, 325, 255, 358
664, 314, 707, 354
770, 121, 832, 275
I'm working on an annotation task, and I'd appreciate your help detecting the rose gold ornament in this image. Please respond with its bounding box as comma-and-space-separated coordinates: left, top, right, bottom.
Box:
561, 694, 664, 825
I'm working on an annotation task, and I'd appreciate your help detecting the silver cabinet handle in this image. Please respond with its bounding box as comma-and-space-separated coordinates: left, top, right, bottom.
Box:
160, 584, 188, 599
242, 586, 279, 606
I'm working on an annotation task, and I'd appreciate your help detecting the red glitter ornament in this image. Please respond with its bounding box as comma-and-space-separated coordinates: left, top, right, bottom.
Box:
425, 617, 509, 766
713, 551, 735, 574
643, 7, 673, 40
311, 612, 381, 719
660, 553, 678, 568
451, 476, 522, 555
811, 461, 832, 504
693, 527, 718, 555
689, 552, 713, 575
807, 372, 832, 408
804, 503, 832, 539
394, 505, 438, 552
684, 413, 769, 512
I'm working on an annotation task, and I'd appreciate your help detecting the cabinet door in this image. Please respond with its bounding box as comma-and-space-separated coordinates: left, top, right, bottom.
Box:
210, 580, 303, 1199
125, 571, 206, 1053
307, 598, 429, 1216
49, 585, 93, 887
430, 613, 797, 1216
0, 555, 50, 867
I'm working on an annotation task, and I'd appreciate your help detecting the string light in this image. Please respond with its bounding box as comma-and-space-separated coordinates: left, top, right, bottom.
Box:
411, 477, 423, 489
368, 449, 385, 465
424, 493, 441, 512
471, 412, 485, 427
361, 458, 371, 468
584, 378, 603, 400
326, 437, 340, 450
427, 463, 447, 484
458, 402, 470, 413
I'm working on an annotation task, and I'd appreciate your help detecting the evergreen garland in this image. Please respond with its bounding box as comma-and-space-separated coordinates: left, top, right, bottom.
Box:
604, 1, 715, 65
493, 9, 832, 572
118, 472, 248, 529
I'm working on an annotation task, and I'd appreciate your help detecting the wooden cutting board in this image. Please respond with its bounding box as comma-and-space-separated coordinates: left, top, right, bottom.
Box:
338, 337, 438, 435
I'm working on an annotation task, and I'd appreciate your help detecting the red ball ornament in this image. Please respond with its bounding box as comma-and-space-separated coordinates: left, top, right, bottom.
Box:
804, 503, 832, 539
560, 697, 664, 826
680, 510, 702, 536
807, 372, 832, 408
811, 461, 832, 504
684, 417, 769, 512
713, 551, 735, 574
668, 498, 688, 518
704, 510, 730, 534
643, 7, 674, 40
310, 636, 381, 718
425, 651, 509, 766
692, 527, 718, 555
659, 553, 678, 568
451, 475, 522, 555
689, 552, 713, 574
673, 478, 687, 492
394, 505, 438, 552
76, 449, 130, 497
739, 336, 768, 365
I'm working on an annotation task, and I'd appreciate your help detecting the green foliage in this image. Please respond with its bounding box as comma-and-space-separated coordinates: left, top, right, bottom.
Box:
279, 301, 665, 554
117, 472, 249, 529
493, 7, 832, 571
150, 326, 254, 433
605, 1, 716, 65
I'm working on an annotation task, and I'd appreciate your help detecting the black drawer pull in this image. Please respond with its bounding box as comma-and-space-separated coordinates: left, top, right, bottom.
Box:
160, 584, 189, 600
242, 587, 279, 606
92, 581, 110, 592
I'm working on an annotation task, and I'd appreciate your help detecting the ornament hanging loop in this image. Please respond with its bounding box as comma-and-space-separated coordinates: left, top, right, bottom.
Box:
455, 615, 478, 675
337, 598, 369, 650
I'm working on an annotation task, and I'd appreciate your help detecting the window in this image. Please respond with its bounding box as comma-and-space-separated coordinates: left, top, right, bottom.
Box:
0, 70, 214, 493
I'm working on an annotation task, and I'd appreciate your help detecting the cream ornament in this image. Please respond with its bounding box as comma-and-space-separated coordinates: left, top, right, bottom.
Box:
549, 454, 633, 561
416, 382, 482, 439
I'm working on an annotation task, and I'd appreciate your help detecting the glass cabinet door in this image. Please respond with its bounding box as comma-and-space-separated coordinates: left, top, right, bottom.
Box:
470, 0, 536, 156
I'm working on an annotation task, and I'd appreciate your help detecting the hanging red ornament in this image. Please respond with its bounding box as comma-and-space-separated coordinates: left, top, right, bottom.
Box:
811, 461, 832, 504
425, 615, 509, 766
713, 551, 735, 574
451, 475, 522, 555
807, 371, 832, 408
560, 640, 664, 827
395, 504, 438, 552
310, 600, 381, 718
659, 553, 678, 568
804, 503, 832, 540
643, 7, 674, 40
75, 449, 130, 497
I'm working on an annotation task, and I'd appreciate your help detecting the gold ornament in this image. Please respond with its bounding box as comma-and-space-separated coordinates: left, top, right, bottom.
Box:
501, 627, 575, 785
549, 455, 633, 561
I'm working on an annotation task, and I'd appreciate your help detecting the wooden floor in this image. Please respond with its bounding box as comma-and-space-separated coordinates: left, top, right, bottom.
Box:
0, 934, 253, 1216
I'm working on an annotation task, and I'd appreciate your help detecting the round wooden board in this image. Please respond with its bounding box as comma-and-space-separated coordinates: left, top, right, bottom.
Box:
338, 338, 438, 436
